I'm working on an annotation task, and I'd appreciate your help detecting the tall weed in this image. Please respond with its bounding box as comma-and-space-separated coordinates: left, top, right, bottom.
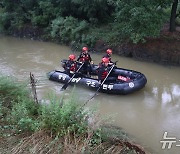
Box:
39, 92, 89, 136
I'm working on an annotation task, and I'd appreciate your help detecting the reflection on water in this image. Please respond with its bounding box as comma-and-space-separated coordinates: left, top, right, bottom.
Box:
162, 90, 172, 104
150, 84, 180, 105
0, 35, 180, 154
172, 84, 180, 97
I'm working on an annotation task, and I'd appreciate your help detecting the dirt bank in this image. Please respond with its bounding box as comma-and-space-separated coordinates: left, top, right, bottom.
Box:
94, 26, 180, 66
7, 24, 180, 66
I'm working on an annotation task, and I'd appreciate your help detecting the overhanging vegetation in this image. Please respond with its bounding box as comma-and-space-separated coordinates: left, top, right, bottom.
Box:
0, 0, 179, 47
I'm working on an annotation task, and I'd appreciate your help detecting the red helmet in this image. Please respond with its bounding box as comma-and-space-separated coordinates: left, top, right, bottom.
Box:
69, 54, 76, 60
82, 47, 88, 52
106, 49, 112, 54
102, 57, 109, 63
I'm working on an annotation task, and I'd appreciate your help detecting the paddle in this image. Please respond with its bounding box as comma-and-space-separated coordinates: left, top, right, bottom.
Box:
61, 62, 84, 90
82, 63, 116, 107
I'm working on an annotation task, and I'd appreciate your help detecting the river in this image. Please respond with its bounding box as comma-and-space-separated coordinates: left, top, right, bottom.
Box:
0, 35, 180, 154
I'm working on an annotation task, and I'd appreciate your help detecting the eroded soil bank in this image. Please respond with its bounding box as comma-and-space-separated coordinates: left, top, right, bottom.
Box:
94, 28, 180, 66
4, 24, 180, 66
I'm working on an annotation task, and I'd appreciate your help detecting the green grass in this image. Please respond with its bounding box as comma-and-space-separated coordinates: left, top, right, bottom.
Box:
0, 75, 145, 153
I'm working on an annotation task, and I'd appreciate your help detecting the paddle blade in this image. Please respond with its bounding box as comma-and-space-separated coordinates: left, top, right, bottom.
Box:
61, 83, 68, 91
60, 62, 84, 91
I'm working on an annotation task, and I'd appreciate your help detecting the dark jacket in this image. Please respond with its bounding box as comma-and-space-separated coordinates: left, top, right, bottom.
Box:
97, 63, 111, 81
77, 52, 92, 65
64, 60, 77, 74
103, 54, 112, 63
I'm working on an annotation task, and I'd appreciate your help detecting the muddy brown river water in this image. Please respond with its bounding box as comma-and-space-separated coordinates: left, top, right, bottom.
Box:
0, 35, 180, 154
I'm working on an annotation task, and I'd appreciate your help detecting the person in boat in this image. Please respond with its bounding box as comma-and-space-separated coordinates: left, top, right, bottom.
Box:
97, 57, 115, 83
77, 46, 92, 76
63, 54, 77, 76
103, 49, 114, 65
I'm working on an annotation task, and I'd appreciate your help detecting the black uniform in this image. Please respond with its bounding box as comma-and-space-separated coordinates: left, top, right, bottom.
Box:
103, 54, 112, 63
77, 52, 92, 75
63, 60, 77, 76
97, 63, 116, 83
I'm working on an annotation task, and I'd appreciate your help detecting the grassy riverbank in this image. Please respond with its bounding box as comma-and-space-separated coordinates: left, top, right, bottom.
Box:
0, 75, 146, 153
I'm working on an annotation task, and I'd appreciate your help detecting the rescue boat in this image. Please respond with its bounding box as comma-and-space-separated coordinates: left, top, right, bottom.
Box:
48, 62, 147, 94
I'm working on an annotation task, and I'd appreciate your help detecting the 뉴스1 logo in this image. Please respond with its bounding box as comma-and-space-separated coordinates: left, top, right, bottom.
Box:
160, 132, 180, 149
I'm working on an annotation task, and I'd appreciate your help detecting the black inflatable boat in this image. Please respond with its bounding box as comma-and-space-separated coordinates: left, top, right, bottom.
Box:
48, 61, 147, 94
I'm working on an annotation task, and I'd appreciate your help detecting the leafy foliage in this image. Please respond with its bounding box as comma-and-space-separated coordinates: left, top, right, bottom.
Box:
39, 93, 89, 136
0, 101, 3, 118
51, 16, 88, 43
0, 75, 96, 137
0, 76, 39, 131
110, 0, 168, 43
0, 0, 177, 45
0, 76, 29, 104
30, 1, 59, 27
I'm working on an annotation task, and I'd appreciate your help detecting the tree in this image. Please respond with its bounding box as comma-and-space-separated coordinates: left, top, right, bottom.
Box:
169, 0, 179, 32
111, 0, 167, 43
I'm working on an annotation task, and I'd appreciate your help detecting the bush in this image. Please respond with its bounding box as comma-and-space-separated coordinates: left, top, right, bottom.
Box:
50, 16, 96, 46
8, 98, 39, 131
31, 1, 58, 27
0, 101, 3, 118
89, 24, 124, 46
0, 75, 39, 131
39, 93, 89, 136
0, 75, 99, 139
0, 76, 29, 105
0, 12, 12, 32
112, 1, 167, 43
